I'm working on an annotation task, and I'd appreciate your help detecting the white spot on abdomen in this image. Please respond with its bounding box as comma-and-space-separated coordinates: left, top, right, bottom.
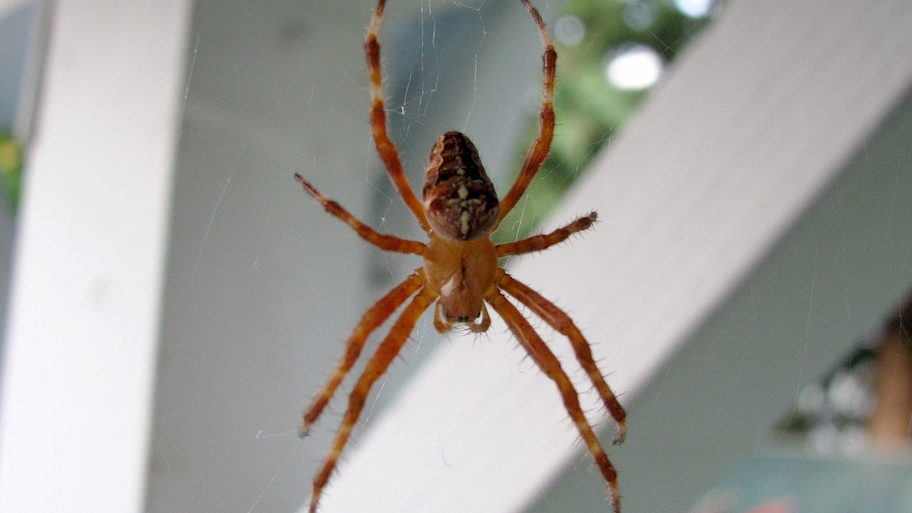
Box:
460, 210, 471, 234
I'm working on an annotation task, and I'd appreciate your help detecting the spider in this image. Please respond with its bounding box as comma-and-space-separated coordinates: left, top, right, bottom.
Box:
295, 0, 626, 511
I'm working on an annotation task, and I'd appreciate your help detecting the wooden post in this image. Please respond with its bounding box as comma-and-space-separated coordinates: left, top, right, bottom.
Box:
870, 297, 912, 450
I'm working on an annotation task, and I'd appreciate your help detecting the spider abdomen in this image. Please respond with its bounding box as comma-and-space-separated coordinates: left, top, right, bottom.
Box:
423, 131, 499, 241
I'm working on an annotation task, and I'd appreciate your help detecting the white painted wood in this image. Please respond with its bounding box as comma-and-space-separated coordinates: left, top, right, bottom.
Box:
0, 1, 190, 512
317, 0, 912, 512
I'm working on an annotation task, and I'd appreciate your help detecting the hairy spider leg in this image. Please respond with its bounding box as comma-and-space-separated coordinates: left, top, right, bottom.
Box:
495, 0, 556, 227
309, 287, 437, 513
496, 211, 598, 258
294, 174, 425, 255
486, 288, 621, 513
496, 270, 627, 444
366, 0, 431, 233
300, 271, 425, 436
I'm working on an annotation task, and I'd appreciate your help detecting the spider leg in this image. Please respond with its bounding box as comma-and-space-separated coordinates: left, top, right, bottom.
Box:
496, 212, 598, 258
301, 270, 426, 436
309, 286, 437, 513
496, 269, 626, 444
486, 288, 620, 513
495, 0, 556, 227
365, 0, 431, 233
295, 174, 425, 255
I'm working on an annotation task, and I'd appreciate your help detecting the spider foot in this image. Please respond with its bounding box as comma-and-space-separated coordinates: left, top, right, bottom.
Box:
308, 490, 322, 513
612, 421, 627, 446
607, 482, 621, 513
299, 421, 312, 439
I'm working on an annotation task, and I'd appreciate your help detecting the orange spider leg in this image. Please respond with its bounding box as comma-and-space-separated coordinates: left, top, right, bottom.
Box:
309, 286, 437, 513
295, 173, 425, 255
495, 0, 556, 226
300, 270, 425, 436
496, 212, 597, 258
496, 269, 627, 444
486, 288, 620, 513
366, 0, 431, 233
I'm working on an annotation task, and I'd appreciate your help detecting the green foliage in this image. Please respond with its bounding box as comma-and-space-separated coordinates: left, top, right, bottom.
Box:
0, 132, 23, 213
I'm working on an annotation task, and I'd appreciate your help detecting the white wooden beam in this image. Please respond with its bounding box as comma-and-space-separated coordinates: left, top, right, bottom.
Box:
0, 1, 190, 512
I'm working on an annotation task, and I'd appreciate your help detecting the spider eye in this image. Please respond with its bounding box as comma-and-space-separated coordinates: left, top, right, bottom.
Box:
423, 131, 499, 241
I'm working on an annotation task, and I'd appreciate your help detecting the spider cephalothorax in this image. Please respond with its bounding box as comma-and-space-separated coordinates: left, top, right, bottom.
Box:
295, 1, 626, 512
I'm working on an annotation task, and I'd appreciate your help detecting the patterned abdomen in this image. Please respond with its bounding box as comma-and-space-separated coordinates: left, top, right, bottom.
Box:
422, 131, 500, 241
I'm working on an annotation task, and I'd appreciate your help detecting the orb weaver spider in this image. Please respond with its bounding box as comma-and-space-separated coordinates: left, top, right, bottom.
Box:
295, 0, 627, 511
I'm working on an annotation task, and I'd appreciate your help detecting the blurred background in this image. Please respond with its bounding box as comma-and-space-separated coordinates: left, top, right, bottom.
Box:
0, 1, 911, 512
